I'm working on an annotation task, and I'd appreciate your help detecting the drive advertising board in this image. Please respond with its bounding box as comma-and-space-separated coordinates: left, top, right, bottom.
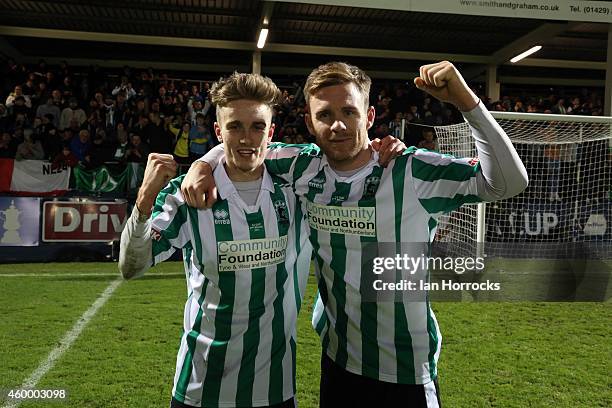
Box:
42, 200, 128, 242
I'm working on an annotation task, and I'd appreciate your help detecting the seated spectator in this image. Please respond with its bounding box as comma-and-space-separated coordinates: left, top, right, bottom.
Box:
125, 133, 150, 163
60, 128, 73, 145
111, 127, 130, 161
15, 128, 45, 161
0, 104, 9, 132
373, 123, 390, 140
7, 113, 28, 135
85, 112, 104, 139
417, 129, 439, 151
51, 89, 64, 108
105, 91, 131, 126
12, 127, 24, 145
70, 129, 91, 162
60, 98, 86, 130
280, 126, 300, 144
31, 116, 43, 142
113, 122, 129, 144
188, 114, 214, 161
93, 91, 105, 109
45, 71, 58, 90
161, 96, 176, 118
5, 86, 32, 110
567, 97, 587, 115
131, 114, 149, 135
39, 114, 60, 160
83, 130, 115, 169
130, 98, 148, 126
142, 111, 172, 154
374, 105, 390, 127
36, 97, 61, 127
513, 101, 525, 113
112, 76, 137, 100
22, 74, 36, 96
408, 105, 421, 122
32, 81, 49, 107
187, 96, 211, 127
52, 143, 79, 169
59, 76, 75, 99
388, 112, 405, 138
0, 131, 17, 158
552, 98, 567, 114
10, 96, 32, 120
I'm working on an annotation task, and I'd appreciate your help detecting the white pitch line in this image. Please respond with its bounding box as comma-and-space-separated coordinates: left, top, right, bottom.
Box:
2, 277, 123, 408
0, 272, 184, 277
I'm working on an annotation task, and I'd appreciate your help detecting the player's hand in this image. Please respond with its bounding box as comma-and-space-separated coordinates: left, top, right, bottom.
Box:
414, 61, 479, 112
371, 136, 406, 167
136, 153, 177, 216
180, 161, 217, 209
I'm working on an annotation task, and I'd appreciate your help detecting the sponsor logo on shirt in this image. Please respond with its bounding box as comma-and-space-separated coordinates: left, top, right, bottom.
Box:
306, 202, 376, 237
213, 208, 230, 225
150, 228, 162, 242
273, 199, 289, 224
363, 176, 381, 199
217, 235, 288, 271
308, 174, 326, 192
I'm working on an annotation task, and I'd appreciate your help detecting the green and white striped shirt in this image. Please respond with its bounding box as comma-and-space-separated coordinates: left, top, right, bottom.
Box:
257, 103, 525, 384
198, 102, 526, 385
265, 143, 478, 384
146, 165, 311, 407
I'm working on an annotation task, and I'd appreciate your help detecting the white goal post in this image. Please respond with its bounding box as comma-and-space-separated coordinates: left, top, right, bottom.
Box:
432, 111, 612, 258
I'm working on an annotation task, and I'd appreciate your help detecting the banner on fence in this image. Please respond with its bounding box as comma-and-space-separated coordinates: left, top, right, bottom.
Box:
0, 159, 70, 196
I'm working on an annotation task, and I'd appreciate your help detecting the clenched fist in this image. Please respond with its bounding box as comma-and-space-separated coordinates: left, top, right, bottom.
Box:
414, 61, 479, 112
136, 153, 177, 217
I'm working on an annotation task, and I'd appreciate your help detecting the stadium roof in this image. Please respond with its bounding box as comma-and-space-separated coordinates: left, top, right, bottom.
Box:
0, 0, 609, 87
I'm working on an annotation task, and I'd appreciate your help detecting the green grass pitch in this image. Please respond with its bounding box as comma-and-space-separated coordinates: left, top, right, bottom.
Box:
0, 262, 610, 407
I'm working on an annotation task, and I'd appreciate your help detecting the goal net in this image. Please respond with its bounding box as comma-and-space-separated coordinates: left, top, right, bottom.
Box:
432, 111, 612, 259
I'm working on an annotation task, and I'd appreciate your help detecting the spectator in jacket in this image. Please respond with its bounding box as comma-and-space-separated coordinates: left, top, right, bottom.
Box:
0, 131, 17, 158
15, 128, 45, 160
142, 111, 172, 154
188, 113, 214, 161
70, 129, 91, 162
168, 121, 191, 164
52, 143, 79, 169
60, 97, 86, 130
5, 85, 32, 109
36, 97, 61, 127
125, 133, 150, 163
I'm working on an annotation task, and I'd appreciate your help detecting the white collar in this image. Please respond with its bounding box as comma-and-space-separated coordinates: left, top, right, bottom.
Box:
214, 161, 274, 202
319, 144, 379, 182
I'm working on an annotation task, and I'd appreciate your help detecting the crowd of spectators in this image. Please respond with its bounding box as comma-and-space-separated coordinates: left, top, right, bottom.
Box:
0, 59, 225, 171
486, 92, 605, 116
0, 58, 607, 172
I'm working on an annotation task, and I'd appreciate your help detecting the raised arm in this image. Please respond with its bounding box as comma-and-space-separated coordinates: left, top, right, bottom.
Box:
119, 153, 177, 279
411, 61, 528, 214
462, 100, 528, 201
